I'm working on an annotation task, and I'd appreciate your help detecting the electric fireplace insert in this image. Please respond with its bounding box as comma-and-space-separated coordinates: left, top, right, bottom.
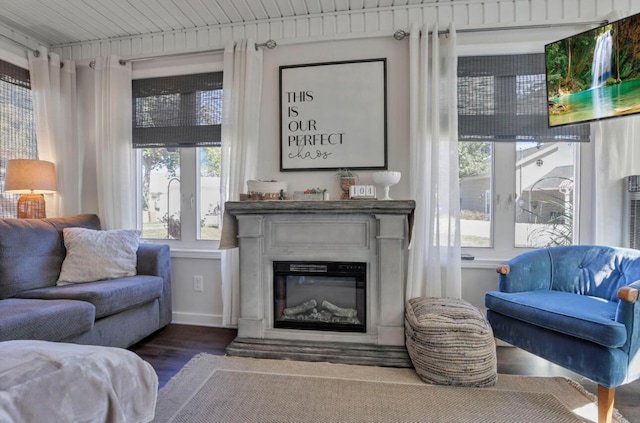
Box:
273, 261, 366, 332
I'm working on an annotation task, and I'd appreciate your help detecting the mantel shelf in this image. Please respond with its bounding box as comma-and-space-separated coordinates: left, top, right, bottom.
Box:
224, 200, 415, 216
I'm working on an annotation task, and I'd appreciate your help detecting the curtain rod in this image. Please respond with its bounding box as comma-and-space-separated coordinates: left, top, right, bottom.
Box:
96, 18, 605, 67
393, 19, 609, 39
0, 32, 39, 56
0, 32, 67, 67
93, 39, 278, 68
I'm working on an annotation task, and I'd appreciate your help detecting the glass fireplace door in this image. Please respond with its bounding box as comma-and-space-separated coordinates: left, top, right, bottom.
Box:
273, 261, 366, 333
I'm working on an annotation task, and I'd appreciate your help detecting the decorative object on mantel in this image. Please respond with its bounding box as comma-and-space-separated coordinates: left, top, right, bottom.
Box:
372, 171, 401, 200
349, 185, 376, 199
336, 168, 357, 200
244, 180, 288, 201
293, 188, 328, 201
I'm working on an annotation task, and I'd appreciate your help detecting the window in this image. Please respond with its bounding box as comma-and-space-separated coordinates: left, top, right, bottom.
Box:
132, 71, 223, 243
457, 54, 588, 256
0, 58, 36, 218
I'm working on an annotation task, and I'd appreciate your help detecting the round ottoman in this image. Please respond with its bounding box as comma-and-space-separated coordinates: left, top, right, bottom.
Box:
405, 297, 497, 387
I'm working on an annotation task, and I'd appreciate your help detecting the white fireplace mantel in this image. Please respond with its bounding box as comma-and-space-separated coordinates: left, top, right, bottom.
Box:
225, 200, 415, 351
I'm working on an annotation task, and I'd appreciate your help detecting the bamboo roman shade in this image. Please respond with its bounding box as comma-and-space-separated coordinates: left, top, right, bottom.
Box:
457, 53, 590, 142
0, 58, 37, 218
0, 59, 37, 159
132, 72, 223, 148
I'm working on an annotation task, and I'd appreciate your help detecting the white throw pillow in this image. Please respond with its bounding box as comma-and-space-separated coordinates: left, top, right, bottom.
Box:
57, 228, 140, 285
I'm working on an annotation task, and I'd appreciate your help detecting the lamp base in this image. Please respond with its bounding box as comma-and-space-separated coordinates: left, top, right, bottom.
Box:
17, 194, 46, 219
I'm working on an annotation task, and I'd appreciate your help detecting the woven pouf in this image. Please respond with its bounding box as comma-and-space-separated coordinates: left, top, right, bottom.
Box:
405, 297, 497, 387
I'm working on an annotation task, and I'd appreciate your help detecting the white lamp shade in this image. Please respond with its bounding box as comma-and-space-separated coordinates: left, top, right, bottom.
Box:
4, 159, 58, 194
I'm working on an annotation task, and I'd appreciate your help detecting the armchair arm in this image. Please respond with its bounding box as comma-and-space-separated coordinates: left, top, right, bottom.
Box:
618, 285, 639, 303
496, 265, 510, 275
496, 249, 553, 293
136, 243, 172, 328
615, 280, 640, 356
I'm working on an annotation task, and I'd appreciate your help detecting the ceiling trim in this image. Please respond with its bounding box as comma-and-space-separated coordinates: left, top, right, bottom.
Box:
47, 2, 435, 50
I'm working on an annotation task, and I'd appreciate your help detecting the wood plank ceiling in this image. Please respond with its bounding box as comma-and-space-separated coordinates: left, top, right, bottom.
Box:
0, 0, 453, 47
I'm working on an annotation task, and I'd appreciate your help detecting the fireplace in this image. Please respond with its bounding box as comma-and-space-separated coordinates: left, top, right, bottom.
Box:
223, 200, 415, 366
273, 261, 366, 333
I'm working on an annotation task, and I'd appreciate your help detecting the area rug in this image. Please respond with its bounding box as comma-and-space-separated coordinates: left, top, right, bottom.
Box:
152, 354, 628, 423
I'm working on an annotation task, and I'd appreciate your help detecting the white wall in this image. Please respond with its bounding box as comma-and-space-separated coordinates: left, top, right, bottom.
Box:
257, 37, 410, 200
171, 254, 223, 326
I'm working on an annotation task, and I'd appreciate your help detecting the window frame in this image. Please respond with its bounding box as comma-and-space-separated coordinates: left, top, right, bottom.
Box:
132, 54, 224, 251
460, 141, 585, 262
456, 44, 592, 262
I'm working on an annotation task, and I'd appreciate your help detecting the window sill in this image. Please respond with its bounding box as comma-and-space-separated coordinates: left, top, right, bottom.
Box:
461, 257, 508, 270
170, 248, 222, 260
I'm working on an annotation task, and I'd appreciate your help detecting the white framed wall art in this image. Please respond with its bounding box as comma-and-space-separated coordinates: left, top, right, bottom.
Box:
279, 58, 388, 171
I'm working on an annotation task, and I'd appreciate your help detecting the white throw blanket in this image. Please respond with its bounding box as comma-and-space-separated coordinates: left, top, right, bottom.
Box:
0, 340, 158, 423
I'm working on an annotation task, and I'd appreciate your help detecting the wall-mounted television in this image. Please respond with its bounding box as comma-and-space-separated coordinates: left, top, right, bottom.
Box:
545, 12, 640, 127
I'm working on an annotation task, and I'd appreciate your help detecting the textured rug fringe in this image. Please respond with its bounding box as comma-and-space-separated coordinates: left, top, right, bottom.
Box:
560, 377, 629, 423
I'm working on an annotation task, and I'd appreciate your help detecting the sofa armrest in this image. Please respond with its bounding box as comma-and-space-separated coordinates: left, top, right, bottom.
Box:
136, 243, 172, 328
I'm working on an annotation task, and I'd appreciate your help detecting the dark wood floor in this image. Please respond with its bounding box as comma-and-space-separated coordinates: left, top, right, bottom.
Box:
130, 324, 640, 422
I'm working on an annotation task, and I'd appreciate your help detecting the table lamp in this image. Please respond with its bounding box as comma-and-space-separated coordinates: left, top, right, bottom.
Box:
4, 159, 57, 219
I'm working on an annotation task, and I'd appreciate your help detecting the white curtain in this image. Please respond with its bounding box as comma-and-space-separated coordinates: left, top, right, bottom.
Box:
406, 23, 462, 300
593, 118, 640, 246
28, 46, 79, 217
220, 40, 263, 326
92, 56, 135, 230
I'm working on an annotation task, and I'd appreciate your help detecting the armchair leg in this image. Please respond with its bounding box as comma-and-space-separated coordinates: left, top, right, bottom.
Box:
597, 385, 615, 423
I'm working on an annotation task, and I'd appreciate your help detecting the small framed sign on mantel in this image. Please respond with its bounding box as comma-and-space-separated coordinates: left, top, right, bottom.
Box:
279, 58, 388, 172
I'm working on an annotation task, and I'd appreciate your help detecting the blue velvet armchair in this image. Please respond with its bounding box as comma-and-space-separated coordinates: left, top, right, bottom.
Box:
485, 245, 640, 423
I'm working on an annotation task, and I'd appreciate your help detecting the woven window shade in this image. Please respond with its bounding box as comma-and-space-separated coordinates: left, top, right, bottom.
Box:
132, 72, 223, 148
0, 58, 37, 218
458, 53, 590, 142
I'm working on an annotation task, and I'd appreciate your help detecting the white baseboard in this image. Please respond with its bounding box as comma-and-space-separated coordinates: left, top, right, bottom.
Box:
171, 312, 228, 328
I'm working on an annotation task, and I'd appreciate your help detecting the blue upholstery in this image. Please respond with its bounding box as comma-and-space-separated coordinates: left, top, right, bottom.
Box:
485, 290, 625, 348
486, 245, 640, 422
0, 214, 172, 348
15, 275, 163, 319
0, 214, 101, 299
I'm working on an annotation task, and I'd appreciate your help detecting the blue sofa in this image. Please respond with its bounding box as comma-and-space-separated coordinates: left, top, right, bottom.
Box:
485, 245, 640, 423
0, 214, 172, 347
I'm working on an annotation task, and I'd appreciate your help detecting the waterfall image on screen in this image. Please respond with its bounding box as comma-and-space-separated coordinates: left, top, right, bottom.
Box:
545, 12, 640, 127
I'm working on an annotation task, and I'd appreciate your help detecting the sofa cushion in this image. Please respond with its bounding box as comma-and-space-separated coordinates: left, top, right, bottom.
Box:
58, 228, 140, 285
16, 276, 163, 319
0, 214, 101, 299
0, 298, 95, 342
485, 290, 626, 348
